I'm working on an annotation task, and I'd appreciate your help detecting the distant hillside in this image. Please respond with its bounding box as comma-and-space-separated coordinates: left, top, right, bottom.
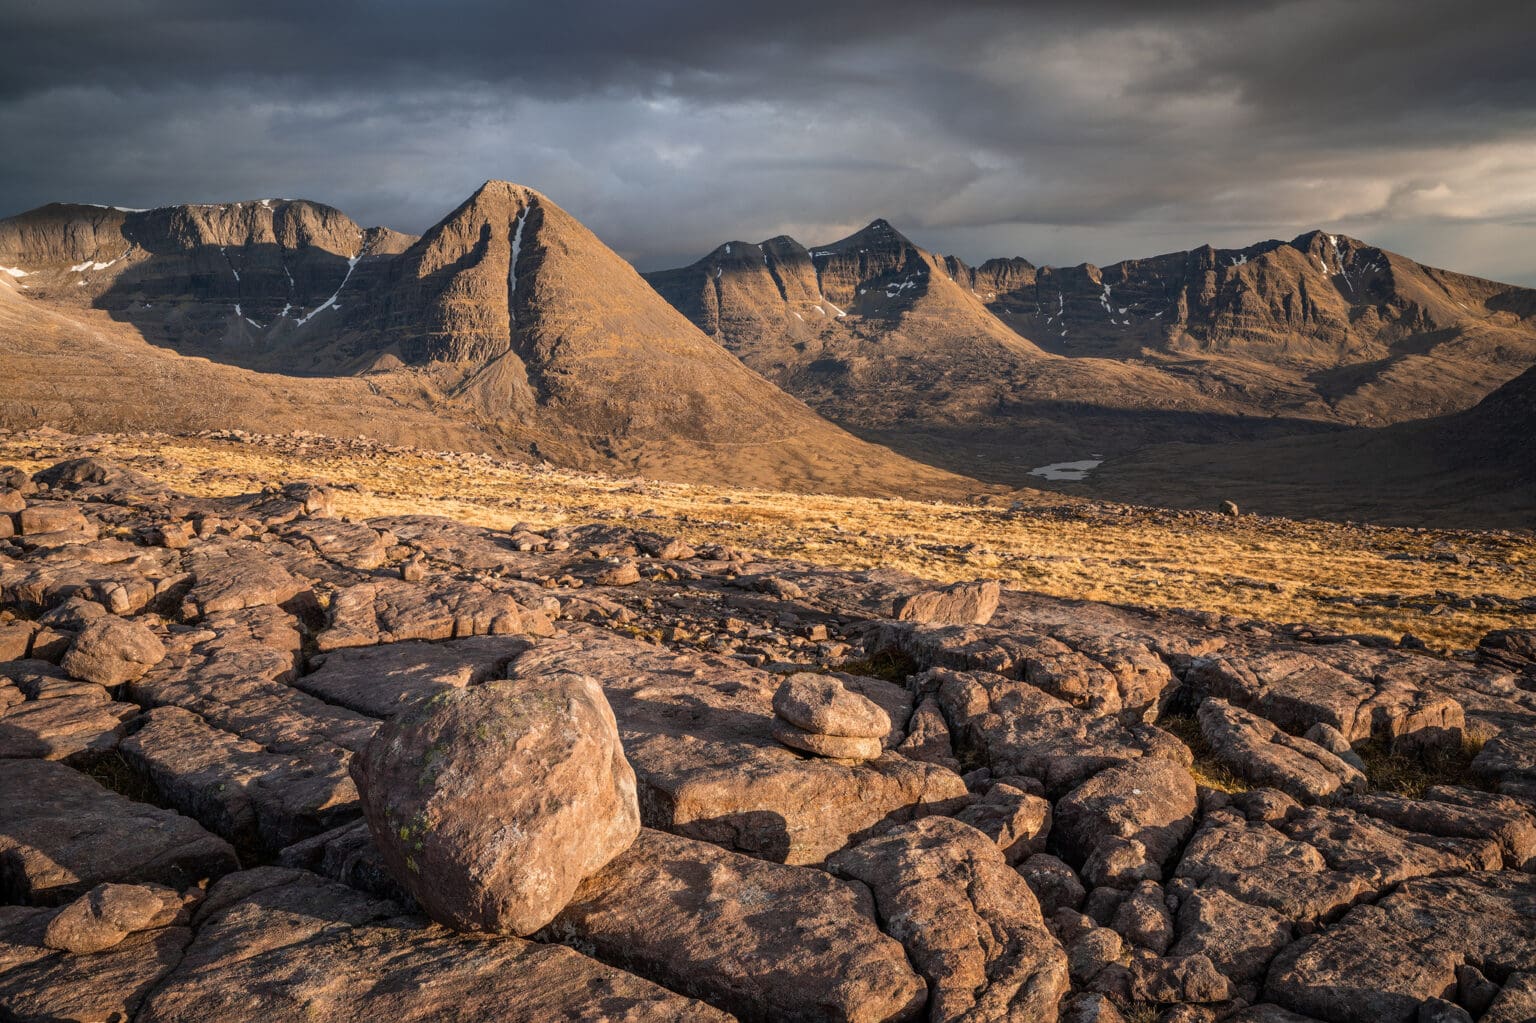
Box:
0, 185, 979, 498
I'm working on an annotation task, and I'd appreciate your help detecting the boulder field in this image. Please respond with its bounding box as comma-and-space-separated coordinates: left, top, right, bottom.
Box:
1, 456, 1535, 1021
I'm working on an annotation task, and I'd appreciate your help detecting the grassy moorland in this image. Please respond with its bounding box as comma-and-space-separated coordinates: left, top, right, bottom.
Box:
2, 428, 1529, 652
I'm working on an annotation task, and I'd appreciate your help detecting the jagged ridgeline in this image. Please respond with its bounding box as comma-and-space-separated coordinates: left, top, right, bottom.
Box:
0, 184, 970, 496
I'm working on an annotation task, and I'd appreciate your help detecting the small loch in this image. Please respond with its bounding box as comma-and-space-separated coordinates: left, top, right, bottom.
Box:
1027, 458, 1103, 482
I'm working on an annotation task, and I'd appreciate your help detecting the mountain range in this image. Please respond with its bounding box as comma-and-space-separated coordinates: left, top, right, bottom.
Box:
1, 182, 1532, 524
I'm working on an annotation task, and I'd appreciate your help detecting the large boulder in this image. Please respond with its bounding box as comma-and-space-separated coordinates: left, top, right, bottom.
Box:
894, 580, 1002, 626
351, 672, 641, 935
60, 615, 166, 686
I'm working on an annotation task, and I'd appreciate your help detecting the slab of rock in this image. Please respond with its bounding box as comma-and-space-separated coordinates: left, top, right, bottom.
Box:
279, 518, 391, 570
121, 706, 361, 854
0, 904, 193, 1023
1170, 887, 1293, 985
17, 502, 91, 536
352, 672, 641, 935
773, 672, 891, 738
954, 780, 1052, 864
316, 577, 552, 651
894, 579, 1001, 626
0, 758, 238, 903
1264, 871, 1536, 1023
1347, 786, 1536, 871
59, 614, 166, 686
1478, 628, 1536, 675
137, 866, 730, 1023
182, 549, 305, 618
132, 607, 375, 756
1021, 853, 1087, 914
1054, 757, 1198, 888
1124, 953, 1233, 1004
827, 816, 1069, 1023
771, 719, 885, 760
1198, 698, 1367, 803
546, 826, 927, 1023
1187, 650, 1464, 748
295, 634, 536, 718
42, 881, 184, 953
930, 667, 1190, 796
508, 631, 967, 864
897, 695, 962, 771
879, 621, 1179, 716
1483, 972, 1536, 1023
0, 682, 137, 759
276, 820, 413, 906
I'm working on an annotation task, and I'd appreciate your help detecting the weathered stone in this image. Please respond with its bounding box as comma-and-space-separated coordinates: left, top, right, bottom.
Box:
1483, 972, 1536, 1023
1187, 650, 1465, 748
771, 718, 884, 760
1125, 954, 1233, 1004
0, 905, 192, 1022
59, 614, 166, 686
1198, 698, 1367, 803
0, 620, 36, 660
0, 758, 238, 903
898, 694, 962, 770
548, 827, 927, 1023
1054, 758, 1198, 888
894, 579, 1001, 626
351, 673, 641, 935
1348, 786, 1536, 871
954, 780, 1051, 864
0, 682, 137, 759
772, 672, 890, 738
121, 706, 360, 854
1111, 880, 1174, 954
1067, 926, 1124, 985
296, 634, 536, 718
182, 549, 305, 618
18, 502, 91, 536
1265, 872, 1536, 1023
931, 667, 1191, 796
42, 882, 184, 953
827, 816, 1069, 1022
594, 560, 642, 586
1021, 853, 1087, 914
137, 867, 729, 1023
1170, 887, 1292, 985
507, 631, 967, 864
317, 577, 552, 651
279, 518, 391, 570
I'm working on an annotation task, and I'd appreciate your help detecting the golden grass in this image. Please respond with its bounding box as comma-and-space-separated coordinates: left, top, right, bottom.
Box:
1154, 712, 1250, 795
2, 428, 1530, 652
1353, 731, 1492, 798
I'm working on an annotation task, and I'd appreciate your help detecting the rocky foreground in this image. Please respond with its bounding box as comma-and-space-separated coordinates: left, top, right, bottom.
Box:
1, 458, 1535, 1022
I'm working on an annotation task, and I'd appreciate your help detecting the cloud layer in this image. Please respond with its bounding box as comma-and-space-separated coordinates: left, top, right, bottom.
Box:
3, 0, 1534, 282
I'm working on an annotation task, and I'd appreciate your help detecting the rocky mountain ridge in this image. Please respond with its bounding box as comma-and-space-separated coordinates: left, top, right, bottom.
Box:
0, 185, 975, 498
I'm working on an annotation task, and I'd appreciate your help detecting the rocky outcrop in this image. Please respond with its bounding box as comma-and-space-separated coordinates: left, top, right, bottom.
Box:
3, 455, 1536, 1020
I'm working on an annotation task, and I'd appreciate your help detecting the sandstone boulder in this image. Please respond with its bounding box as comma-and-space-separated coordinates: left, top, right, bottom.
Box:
772, 672, 890, 737
42, 882, 184, 953
352, 672, 641, 935
60, 614, 167, 686
1054, 758, 1198, 888
894, 580, 1001, 626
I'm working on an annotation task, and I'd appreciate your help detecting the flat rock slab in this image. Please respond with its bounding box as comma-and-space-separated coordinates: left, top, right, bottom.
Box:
508, 629, 967, 864
316, 577, 552, 651
0, 904, 192, 1023
182, 547, 306, 618
138, 867, 730, 1023
0, 758, 238, 904
930, 667, 1190, 796
132, 606, 376, 755
1187, 650, 1464, 747
1265, 871, 1536, 1023
278, 518, 392, 570
296, 634, 536, 718
121, 706, 360, 855
544, 827, 927, 1023
0, 686, 137, 760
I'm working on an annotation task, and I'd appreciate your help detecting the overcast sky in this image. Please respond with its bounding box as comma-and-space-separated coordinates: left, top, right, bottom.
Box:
3, 0, 1534, 283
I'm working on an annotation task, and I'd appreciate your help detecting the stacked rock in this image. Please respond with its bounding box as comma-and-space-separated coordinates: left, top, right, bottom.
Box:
771, 673, 891, 761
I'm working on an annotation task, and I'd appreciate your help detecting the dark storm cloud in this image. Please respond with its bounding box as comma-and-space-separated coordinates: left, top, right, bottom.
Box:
2, 0, 1534, 282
